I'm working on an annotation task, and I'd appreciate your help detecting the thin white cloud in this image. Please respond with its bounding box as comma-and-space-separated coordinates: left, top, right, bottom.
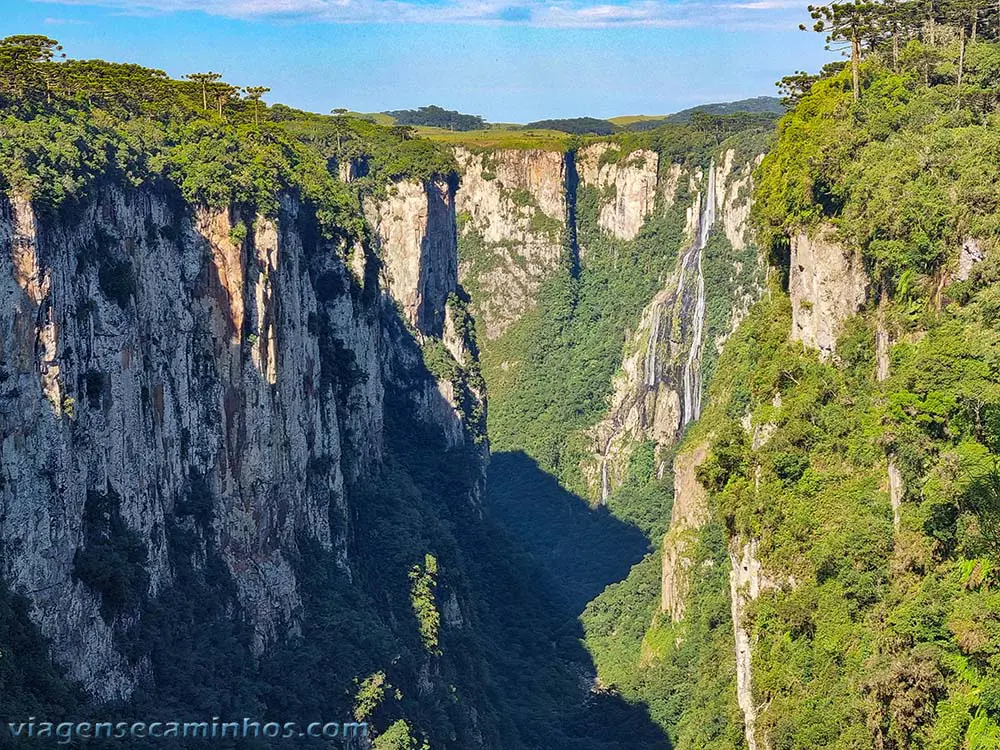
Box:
42, 15, 93, 22
36, 0, 804, 27
726, 0, 801, 9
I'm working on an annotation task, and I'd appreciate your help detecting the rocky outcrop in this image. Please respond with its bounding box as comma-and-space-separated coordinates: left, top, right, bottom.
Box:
789, 226, 868, 358
715, 150, 754, 252
577, 144, 660, 240
729, 538, 777, 750
660, 442, 710, 622
337, 156, 369, 183
0, 183, 479, 702
873, 291, 904, 532
454, 148, 566, 340
957, 237, 985, 281
366, 178, 458, 338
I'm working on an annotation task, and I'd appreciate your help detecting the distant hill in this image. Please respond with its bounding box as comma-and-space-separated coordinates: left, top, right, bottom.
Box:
521, 117, 616, 135
383, 105, 486, 131
622, 96, 785, 131
362, 97, 783, 137
667, 96, 785, 121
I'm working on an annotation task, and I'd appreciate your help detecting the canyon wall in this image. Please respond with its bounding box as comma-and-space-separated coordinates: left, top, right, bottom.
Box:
0, 180, 481, 708
591, 151, 764, 497
454, 147, 567, 340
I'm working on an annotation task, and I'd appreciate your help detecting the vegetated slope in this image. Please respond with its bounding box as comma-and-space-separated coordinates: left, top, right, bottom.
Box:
612, 97, 785, 132
664, 96, 785, 123
581, 21, 1000, 750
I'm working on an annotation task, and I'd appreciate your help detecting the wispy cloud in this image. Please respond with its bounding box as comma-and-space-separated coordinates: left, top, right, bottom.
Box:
36, 0, 804, 26
725, 0, 801, 10
42, 15, 93, 23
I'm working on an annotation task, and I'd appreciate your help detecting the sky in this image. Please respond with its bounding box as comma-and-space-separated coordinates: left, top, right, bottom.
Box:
2, 0, 835, 122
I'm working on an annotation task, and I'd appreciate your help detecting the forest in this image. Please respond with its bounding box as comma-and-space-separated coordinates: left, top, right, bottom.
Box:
568, 0, 1000, 746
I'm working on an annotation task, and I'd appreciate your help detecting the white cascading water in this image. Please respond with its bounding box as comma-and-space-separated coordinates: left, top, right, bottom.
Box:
644, 302, 663, 386
608, 161, 717, 501
600, 436, 613, 504
601, 458, 610, 503
680, 161, 716, 425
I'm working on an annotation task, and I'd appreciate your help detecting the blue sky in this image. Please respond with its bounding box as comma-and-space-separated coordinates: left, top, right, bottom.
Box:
2, 0, 834, 121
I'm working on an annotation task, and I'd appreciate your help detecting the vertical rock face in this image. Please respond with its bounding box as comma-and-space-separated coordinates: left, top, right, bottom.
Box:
0, 184, 478, 702
454, 148, 567, 340
577, 144, 660, 240
660, 442, 710, 622
366, 178, 458, 338
789, 226, 868, 358
590, 151, 763, 497
729, 538, 777, 750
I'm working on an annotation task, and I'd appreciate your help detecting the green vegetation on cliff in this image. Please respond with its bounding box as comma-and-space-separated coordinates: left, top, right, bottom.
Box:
0, 35, 455, 233
578, 6, 1000, 748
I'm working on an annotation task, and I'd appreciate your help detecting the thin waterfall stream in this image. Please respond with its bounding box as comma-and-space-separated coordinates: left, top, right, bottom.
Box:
681, 161, 716, 425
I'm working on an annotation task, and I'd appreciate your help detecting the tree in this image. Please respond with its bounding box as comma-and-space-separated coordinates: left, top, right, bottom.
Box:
776, 62, 847, 105
329, 108, 354, 150
777, 70, 821, 106
0, 35, 64, 100
0, 34, 63, 62
213, 83, 239, 119
244, 85, 270, 125
184, 71, 221, 109
944, 0, 995, 106
390, 125, 416, 141
802, 1, 880, 100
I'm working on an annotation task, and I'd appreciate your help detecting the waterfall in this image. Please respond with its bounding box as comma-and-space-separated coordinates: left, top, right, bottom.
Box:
601, 458, 610, 504
680, 161, 716, 425
644, 302, 663, 386
600, 436, 613, 504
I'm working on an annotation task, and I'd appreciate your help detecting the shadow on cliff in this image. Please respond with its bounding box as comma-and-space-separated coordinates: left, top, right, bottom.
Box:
469, 450, 669, 750
487, 451, 648, 615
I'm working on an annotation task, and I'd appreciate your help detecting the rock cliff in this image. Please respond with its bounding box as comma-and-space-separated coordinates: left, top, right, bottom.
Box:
0, 181, 480, 706
788, 226, 868, 357
454, 148, 566, 340
660, 442, 710, 622
365, 178, 458, 338
576, 144, 663, 241
591, 150, 764, 497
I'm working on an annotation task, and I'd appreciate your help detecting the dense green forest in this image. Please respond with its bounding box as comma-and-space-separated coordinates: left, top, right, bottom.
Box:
559, 0, 1000, 747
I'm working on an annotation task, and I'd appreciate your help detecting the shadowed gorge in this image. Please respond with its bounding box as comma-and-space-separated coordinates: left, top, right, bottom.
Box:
486, 451, 649, 616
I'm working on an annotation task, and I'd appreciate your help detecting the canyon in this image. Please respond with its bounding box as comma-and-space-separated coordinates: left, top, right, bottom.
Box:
2, 93, 984, 749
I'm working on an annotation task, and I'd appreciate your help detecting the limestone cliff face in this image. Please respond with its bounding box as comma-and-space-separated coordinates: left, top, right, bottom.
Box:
660, 442, 709, 622
454, 148, 566, 340
366, 178, 458, 338
789, 226, 868, 358
0, 183, 478, 702
577, 144, 662, 241
591, 150, 764, 498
